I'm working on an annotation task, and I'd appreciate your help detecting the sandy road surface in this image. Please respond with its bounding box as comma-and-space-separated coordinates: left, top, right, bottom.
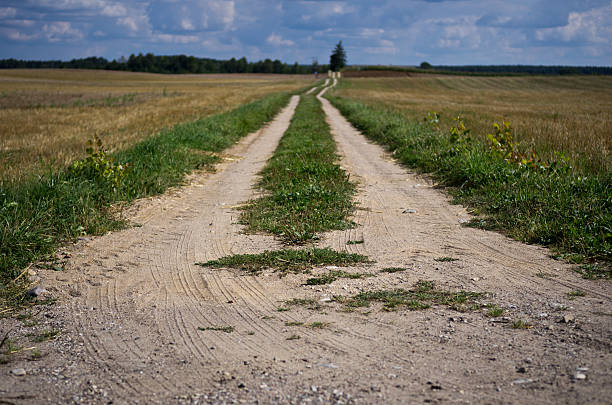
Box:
1, 86, 610, 404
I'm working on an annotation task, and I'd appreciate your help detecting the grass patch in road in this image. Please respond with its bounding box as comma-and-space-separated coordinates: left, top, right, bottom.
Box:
0, 92, 292, 302
334, 280, 485, 312
435, 257, 458, 262
346, 239, 364, 245
197, 247, 370, 274
198, 326, 234, 333
239, 94, 357, 244
380, 267, 407, 273
486, 304, 505, 317
511, 319, 531, 329
326, 94, 611, 268
567, 290, 586, 300
284, 298, 322, 311
305, 270, 373, 285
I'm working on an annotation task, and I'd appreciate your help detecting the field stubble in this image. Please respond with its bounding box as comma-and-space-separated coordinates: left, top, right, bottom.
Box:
0, 69, 312, 179
336, 75, 612, 173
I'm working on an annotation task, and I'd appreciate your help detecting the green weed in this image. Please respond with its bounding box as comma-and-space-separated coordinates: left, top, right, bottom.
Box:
567, 290, 586, 299
305, 270, 373, 285
486, 304, 505, 317
346, 239, 364, 245
335, 280, 485, 312
380, 267, 407, 273
198, 248, 370, 274
511, 319, 531, 329
435, 257, 457, 262
198, 326, 234, 333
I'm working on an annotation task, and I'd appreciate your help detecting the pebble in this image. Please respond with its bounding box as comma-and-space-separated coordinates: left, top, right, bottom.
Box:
560, 315, 575, 323
26, 286, 45, 298
11, 368, 26, 377
512, 378, 533, 385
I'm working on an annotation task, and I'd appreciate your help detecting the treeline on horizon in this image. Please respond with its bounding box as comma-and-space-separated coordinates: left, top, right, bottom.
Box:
1, 53, 611, 76
355, 64, 612, 76
0, 53, 329, 74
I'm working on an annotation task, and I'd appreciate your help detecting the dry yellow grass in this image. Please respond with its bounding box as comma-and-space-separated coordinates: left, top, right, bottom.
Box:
336, 75, 612, 173
0, 69, 313, 179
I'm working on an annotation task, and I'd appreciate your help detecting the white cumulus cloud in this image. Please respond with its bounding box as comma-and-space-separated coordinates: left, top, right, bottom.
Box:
0, 7, 17, 19
267, 33, 295, 46
43, 21, 84, 42
536, 3, 612, 44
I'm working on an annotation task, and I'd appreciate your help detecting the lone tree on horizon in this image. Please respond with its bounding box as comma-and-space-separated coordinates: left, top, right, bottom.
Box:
330, 41, 347, 72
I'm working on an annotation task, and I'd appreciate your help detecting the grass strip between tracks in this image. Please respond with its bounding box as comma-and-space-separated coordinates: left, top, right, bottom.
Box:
0, 92, 295, 306
240, 93, 357, 243
326, 94, 611, 277
198, 247, 370, 274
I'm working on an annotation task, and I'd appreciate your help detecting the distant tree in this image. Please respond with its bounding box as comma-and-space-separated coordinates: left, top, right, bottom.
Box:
329, 41, 346, 72
420, 61, 432, 69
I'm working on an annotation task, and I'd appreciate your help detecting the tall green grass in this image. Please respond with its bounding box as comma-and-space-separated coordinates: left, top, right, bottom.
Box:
0, 92, 292, 286
240, 94, 356, 243
326, 95, 611, 275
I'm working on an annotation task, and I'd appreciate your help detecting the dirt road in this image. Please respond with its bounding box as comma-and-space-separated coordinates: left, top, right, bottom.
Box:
1, 85, 610, 404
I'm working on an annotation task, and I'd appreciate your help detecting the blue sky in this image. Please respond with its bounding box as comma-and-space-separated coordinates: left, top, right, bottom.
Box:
0, 0, 611, 66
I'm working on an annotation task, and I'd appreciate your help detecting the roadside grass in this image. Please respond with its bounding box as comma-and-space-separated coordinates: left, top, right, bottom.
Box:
197, 247, 370, 274
239, 94, 357, 244
0, 92, 293, 308
326, 94, 611, 273
334, 280, 485, 312
333, 76, 612, 174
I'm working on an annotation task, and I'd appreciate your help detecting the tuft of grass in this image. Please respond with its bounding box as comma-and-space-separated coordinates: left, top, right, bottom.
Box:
198, 326, 234, 333
511, 319, 531, 329
335, 280, 485, 312
346, 239, 364, 245
32, 328, 60, 343
305, 270, 373, 285
380, 267, 407, 273
239, 94, 357, 244
435, 257, 458, 262
567, 290, 586, 300
197, 247, 370, 274
284, 298, 322, 311
326, 94, 611, 265
486, 304, 505, 317
286, 334, 301, 340
575, 263, 611, 280
307, 322, 329, 329
285, 321, 304, 327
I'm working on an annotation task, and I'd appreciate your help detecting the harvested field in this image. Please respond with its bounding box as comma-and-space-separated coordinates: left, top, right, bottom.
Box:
334, 75, 612, 173
0, 69, 312, 179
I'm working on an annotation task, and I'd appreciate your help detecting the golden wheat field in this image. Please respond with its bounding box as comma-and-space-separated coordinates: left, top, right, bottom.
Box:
336, 75, 612, 173
0, 69, 313, 179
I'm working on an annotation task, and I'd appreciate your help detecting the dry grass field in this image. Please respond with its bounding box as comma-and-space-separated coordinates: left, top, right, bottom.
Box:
336, 75, 612, 173
0, 69, 312, 179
